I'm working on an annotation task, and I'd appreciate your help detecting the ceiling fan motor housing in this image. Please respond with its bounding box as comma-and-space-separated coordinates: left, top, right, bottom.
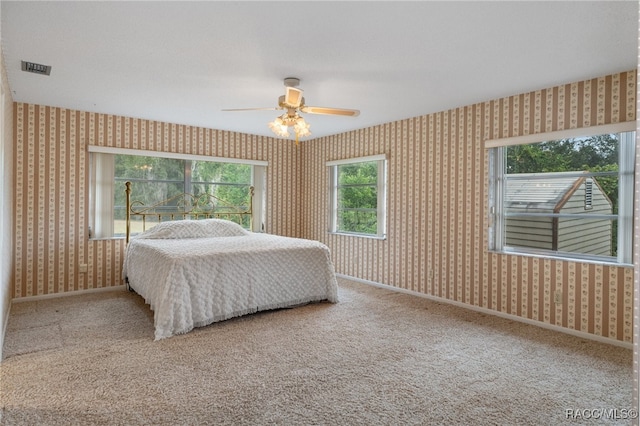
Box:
282, 87, 304, 109
283, 77, 300, 87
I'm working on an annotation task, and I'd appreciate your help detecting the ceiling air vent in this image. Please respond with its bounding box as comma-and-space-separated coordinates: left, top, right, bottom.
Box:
21, 60, 51, 76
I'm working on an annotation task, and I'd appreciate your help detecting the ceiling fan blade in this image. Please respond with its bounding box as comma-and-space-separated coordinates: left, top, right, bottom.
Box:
300, 106, 360, 117
284, 87, 304, 108
222, 107, 282, 112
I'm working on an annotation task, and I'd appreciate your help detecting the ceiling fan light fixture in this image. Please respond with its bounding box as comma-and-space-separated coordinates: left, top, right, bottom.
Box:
268, 116, 290, 137
268, 112, 311, 142
293, 117, 311, 138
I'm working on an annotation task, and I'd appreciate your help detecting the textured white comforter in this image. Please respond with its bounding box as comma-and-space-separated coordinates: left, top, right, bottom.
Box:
123, 224, 338, 340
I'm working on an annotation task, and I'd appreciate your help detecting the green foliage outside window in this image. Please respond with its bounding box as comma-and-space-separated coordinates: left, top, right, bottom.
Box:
336, 161, 378, 234
114, 155, 252, 230
114, 156, 184, 220
191, 161, 252, 213
505, 134, 618, 176
505, 133, 620, 255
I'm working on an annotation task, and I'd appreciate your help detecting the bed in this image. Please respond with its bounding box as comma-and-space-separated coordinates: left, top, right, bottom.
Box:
121, 182, 338, 340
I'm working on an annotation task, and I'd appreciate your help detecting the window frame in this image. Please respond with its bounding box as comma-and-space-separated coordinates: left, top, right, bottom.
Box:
486, 122, 636, 265
327, 154, 387, 239
88, 146, 268, 239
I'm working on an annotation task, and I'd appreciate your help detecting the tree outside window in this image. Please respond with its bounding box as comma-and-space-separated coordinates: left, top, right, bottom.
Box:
489, 126, 634, 264
328, 155, 386, 238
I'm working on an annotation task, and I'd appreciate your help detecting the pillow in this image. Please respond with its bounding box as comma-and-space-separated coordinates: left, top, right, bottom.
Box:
134, 219, 249, 239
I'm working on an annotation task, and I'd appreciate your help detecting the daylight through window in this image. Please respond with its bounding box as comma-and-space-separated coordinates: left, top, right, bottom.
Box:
327, 154, 387, 238
89, 148, 267, 238
487, 123, 635, 264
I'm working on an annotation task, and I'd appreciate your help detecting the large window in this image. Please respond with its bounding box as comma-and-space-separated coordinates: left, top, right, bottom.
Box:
89, 148, 267, 238
328, 154, 386, 238
487, 123, 635, 264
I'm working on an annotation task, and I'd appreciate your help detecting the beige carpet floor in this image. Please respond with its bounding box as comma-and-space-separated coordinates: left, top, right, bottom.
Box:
0, 278, 633, 425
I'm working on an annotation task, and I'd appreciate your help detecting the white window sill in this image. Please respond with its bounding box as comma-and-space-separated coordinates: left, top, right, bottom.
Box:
328, 231, 386, 240
488, 249, 632, 268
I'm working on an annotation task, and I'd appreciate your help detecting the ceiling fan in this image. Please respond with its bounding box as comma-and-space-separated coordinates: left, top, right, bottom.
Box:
222, 77, 360, 143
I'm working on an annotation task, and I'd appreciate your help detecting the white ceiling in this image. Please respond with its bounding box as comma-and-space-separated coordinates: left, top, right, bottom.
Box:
1, 1, 638, 140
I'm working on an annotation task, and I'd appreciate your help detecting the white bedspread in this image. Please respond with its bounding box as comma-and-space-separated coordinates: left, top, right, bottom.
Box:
123, 231, 338, 340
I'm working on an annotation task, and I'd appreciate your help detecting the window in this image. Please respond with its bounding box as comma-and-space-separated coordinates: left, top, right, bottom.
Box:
327, 154, 387, 238
487, 122, 635, 264
89, 147, 267, 238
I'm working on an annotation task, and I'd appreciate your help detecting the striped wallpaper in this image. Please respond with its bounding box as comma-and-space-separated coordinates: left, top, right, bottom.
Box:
303, 71, 636, 343
13, 109, 301, 297
12, 70, 636, 343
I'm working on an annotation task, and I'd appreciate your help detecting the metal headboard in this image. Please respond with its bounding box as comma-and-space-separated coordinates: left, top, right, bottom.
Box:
125, 181, 254, 243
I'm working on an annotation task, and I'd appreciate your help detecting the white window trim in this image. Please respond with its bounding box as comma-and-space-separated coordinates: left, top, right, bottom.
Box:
326, 153, 387, 167
88, 147, 268, 238
90, 153, 115, 238
484, 121, 636, 148
618, 130, 634, 264
488, 124, 636, 265
327, 154, 387, 239
87, 146, 268, 166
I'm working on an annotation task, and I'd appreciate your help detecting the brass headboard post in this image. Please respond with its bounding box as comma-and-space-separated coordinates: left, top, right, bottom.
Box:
125, 181, 132, 244
249, 186, 254, 231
